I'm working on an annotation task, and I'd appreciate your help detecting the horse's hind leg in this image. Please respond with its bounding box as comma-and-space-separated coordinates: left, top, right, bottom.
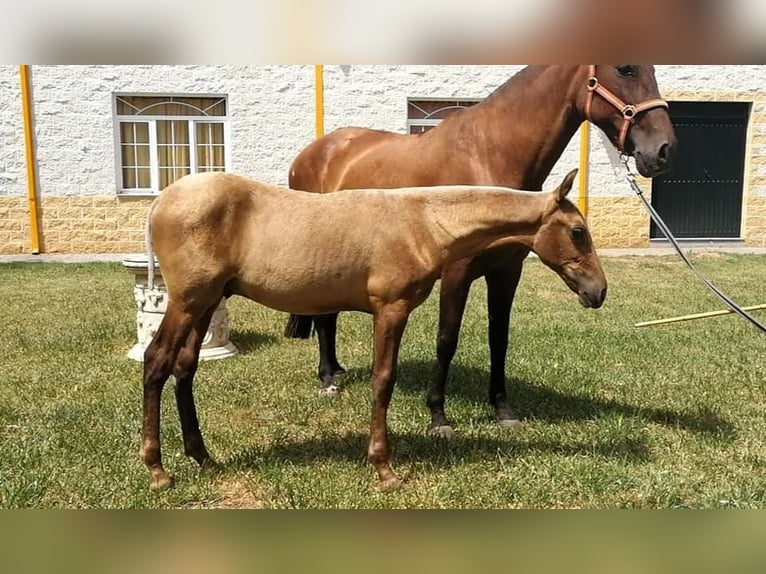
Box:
140, 303, 197, 491
485, 263, 524, 428
173, 303, 218, 469
314, 313, 346, 395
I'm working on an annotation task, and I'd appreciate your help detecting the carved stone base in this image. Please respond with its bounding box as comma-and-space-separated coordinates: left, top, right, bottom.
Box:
122, 254, 238, 362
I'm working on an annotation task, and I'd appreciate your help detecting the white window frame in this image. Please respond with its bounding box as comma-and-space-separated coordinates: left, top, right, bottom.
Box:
113, 94, 231, 196
406, 98, 481, 134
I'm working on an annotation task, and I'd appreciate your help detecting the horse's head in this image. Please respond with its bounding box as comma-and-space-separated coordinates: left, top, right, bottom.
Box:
532, 169, 607, 309
582, 65, 677, 178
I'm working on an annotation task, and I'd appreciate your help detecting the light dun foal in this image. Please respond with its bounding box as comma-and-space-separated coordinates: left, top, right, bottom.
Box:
140, 168, 606, 490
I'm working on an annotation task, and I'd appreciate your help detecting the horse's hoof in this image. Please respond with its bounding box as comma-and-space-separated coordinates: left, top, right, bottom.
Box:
428, 425, 456, 439
319, 384, 341, 397
149, 474, 173, 491
200, 458, 221, 473
378, 477, 403, 492
498, 418, 523, 430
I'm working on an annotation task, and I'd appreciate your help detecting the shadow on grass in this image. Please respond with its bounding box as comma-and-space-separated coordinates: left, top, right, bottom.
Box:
508, 376, 736, 441
225, 429, 652, 472
342, 359, 735, 441
229, 329, 279, 354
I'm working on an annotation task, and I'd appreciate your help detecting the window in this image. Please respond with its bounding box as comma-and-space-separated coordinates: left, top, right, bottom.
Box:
114, 95, 229, 194
407, 99, 480, 134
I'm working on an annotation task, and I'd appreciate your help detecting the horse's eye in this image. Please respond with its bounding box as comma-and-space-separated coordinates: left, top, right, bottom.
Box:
571, 227, 586, 242
616, 65, 637, 78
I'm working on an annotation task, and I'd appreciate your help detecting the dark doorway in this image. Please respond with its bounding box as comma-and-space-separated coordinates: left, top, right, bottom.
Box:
650, 101, 750, 239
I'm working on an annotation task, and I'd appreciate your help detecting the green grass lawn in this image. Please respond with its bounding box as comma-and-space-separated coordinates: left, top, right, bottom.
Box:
0, 254, 764, 508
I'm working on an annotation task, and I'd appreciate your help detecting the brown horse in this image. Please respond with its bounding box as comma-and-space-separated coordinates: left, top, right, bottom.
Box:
140, 169, 605, 490
284, 65, 677, 436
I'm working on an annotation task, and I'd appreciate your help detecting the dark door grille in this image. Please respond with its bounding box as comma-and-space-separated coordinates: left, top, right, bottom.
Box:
650, 101, 749, 239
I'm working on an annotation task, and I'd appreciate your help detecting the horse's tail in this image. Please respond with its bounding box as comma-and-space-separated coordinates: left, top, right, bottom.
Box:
145, 199, 159, 290
284, 314, 314, 339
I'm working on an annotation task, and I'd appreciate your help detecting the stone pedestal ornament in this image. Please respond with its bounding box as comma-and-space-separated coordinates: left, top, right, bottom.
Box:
122, 254, 238, 362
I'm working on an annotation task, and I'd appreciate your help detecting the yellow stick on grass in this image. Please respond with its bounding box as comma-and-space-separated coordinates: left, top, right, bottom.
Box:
635, 304, 766, 327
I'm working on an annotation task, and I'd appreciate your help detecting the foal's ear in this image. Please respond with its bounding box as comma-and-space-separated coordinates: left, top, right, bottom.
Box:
556, 168, 579, 202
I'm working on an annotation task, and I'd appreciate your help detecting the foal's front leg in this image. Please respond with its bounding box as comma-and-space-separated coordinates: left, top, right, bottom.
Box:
367, 304, 409, 490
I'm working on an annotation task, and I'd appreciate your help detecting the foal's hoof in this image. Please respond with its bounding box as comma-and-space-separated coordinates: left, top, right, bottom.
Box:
428, 425, 456, 439
319, 384, 341, 397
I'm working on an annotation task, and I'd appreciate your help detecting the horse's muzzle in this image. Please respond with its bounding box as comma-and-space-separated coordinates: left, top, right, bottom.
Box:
633, 130, 677, 178
578, 286, 607, 309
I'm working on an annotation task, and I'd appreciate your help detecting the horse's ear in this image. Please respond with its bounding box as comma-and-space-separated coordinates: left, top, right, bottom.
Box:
556, 168, 578, 202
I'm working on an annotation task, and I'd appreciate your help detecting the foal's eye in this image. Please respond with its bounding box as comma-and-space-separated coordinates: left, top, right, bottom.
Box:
616, 65, 637, 78
571, 227, 586, 242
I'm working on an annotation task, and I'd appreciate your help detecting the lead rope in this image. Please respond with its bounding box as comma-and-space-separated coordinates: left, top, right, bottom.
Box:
620, 154, 766, 333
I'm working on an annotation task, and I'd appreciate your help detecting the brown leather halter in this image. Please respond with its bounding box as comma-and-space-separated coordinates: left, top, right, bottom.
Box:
584, 65, 669, 152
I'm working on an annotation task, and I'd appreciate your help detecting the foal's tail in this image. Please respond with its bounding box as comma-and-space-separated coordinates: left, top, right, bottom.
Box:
145, 199, 159, 290
284, 314, 314, 338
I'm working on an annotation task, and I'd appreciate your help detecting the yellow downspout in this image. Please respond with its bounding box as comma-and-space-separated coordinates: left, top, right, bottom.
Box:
578, 121, 589, 218
20, 64, 41, 254
315, 65, 324, 139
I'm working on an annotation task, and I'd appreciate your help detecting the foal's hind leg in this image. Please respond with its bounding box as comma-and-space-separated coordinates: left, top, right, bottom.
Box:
314, 313, 346, 395
140, 303, 197, 491
173, 303, 218, 469
485, 263, 524, 428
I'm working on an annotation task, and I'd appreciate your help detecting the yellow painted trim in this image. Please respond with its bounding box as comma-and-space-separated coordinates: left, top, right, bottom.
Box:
578, 121, 589, 217
315, 65, 324, 139
20, 64, 41, 254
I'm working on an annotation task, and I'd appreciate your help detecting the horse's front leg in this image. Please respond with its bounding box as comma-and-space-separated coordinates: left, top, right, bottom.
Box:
314, 313, 346, 395
428, 259, 474, 437
367, 304, 409, 490
485, 259, 525, 427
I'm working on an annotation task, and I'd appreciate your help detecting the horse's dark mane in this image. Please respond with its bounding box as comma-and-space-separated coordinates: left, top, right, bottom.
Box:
483, 65, 545, 102
430, 66, 549, 131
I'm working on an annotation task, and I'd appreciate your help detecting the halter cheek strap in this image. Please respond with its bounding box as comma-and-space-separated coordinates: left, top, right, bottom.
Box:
584, 65, 669, 152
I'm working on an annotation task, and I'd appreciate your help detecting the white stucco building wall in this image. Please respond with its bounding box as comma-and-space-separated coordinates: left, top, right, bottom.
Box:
0, 64, 764, 253
0, 65, 316, 197
0, 65, 763, 197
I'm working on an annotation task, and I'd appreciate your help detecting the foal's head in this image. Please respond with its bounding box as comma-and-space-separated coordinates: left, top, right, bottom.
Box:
532, 169, 607, 309
583, 65, 677, 178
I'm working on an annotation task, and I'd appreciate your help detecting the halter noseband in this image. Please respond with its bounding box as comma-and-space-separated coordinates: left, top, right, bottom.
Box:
584, 65, 669, 153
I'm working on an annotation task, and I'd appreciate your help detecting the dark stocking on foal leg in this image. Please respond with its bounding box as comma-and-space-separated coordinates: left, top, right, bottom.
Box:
140, 304, 197, 490
486, 264, 524, 427
173, 304, 218, 470
314, 313, 346, 395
